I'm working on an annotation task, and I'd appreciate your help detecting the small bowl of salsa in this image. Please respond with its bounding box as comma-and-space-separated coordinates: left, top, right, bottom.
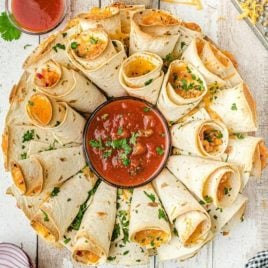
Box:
5, 0, 67, 35
84, 97, 171, 188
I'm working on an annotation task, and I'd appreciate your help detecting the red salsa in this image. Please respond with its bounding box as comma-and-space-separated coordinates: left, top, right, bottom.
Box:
85, 98, 170, 187
12, 0, 65, 33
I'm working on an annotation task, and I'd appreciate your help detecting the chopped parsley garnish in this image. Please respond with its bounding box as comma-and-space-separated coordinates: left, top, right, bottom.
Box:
213, 215, 218, 220
71, 41, 79, 49
234, 132, 245, 139
67, 198, 72, 202
144, 79, 153, 86
181, 41, 186, 49
231, 103, 237, 111
20, 152, 27, 160
156, 146, 164, 155
63, 236, 71, 244
143, 191, 156, 202
143, 106, 151, 112
107, 256, 116, 261
89, 36, 98, 44
204, 195, 213, 204
62, 32, 67, 38
22, 130, 35, 143
129, 132, 139, 145
164, 53, 174, 64
24, 44, 32, 49
50, 187, 60, 197
123, 250, 129, 255
41, 210, 49, 222
199, 200, 206, 205
111, 223, 121, 242
89, 139, 104, 149
103, 149, 112, 159
117, 126, 123, 135
52, 43, 65, 52
0, 12, 21, 41
224, 187, 232, 196
158, 209, 168, 221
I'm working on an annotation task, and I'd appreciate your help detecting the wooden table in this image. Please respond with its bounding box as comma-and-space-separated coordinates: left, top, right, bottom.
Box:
0, 0, 267, 267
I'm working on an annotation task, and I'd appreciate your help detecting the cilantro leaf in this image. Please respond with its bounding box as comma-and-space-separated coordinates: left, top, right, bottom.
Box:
50, 187, 60, 197
0, 12, 21, 41
143, 191, 156, 202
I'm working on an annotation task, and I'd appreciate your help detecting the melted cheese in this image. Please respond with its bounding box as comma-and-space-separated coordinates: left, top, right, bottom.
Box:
86, 7, 114, 19
11, 162, 26, 194
217, 172, 231, 202
185, 220, 206, 246
31, 221, 56, 242
27, 94, 53, 126
134, 229, 168, 247
35, 68, 60, 88
72, 32, 107, 60
141, 11, 179, 26
125, 57, 156, 78
75, 250, 100, 264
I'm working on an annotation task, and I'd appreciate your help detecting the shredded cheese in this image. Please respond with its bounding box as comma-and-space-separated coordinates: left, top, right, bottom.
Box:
238, 0, 267, 24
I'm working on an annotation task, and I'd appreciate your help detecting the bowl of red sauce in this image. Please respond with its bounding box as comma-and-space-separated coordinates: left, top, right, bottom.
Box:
84, 97, 171, 188
5, 0, 67, 35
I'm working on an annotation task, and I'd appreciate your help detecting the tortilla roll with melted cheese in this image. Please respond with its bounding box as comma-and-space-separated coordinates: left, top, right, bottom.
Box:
207, 83, 258, 132
26, 93, 86, 144
157, 60, 208, 122
108, 189, 149, 265
72, 182, 117, 265
23, 25, 81, 73
222, 136, 267, 188
2, 125, 57, 171
173, 21, 204, 57
129, 183, 171, 249
167, 155, 242, 208
10, 146, 85, 196
67, 28, 127, 97
119, 52, 164, 104
129, 9, 181, 58
157, 230, 213, 261
171, 118, 229, 159
206, 194, 248, 233
31, 167, 97, 243
110, 2, 145, 35
182, 38, 242, 87
77, 7, 122, 40
153, 169, 211, 248
33, 60, 106, 113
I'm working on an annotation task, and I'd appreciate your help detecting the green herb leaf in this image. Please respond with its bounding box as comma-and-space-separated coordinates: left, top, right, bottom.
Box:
20, 152, 27, 160
22, 130, 35, 143
158, 209, 168, 221
204, 195, 213, 204
0, 12, 21, 41
234, 132, 245, 139
24, 44, 32, 49
103, 149, 112, 159
71, 41, 79, 49
123, 250, 129, 255
181, 41, 186, 49
129, 132, 139, 145
144, 79, 153, 86
28, 100, 34, 106
89, 139, 103, 149
143, 191, 156, 202
117, 126, 123, 135
199, 200, 206, 205
111, 223, 121, 242
156, 146, 164, 155
50, 187, 60, 197
107, 256, 116, 261
63, 236, 71, 244
231, 103, 237, 111
89, 36, 98, 44
143, 106, 151, 112
52, 43, 65, 52
41, 210, 49, 222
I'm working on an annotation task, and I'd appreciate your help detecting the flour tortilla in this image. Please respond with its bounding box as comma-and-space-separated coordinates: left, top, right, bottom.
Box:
157, 60, 208, 122
107, 189, 149, 265
31, 167, 97, 243
129, 9, 181, 58
208, 83, 258, 132
72, 182, 117, 265
119, 51, 164, 104
167, 155, 242, 208
222, 136, 267, 188
34, 60, 106, 113
129, 183, 171, 249
153, 169, 211, 247
171, 118, 229, 159
67, 28, 127, 97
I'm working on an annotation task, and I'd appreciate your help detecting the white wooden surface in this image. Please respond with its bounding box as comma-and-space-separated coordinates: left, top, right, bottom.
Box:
0, 1, 267, 268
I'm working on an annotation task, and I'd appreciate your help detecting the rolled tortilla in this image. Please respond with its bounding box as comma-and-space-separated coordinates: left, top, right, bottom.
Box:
31, 167, 97, 243
2, 125, 57, 171
206, 83, 258, 132
107, 189, 149, 265
26, 93, 86, 144
157, 230, 213, 261
182, 38, 242, 87
67, 28, 127, 97
153, 169, 211, 247
23, 25, 81, 73
119, 51, 164, 104
72, 182, 117, 265
10, 146, 86, 196
129, 9, 181, 58
110, 2, 145, 35
173, 21, 204, 57
33, 60, 106, 113
206, 194, 248, 233
167, 155, 242, 208
129, 183, 171, 249
77, 7, 122, 40
171, 118, 229, 159
222, 136, 267, 188
157, 60, 208, 122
